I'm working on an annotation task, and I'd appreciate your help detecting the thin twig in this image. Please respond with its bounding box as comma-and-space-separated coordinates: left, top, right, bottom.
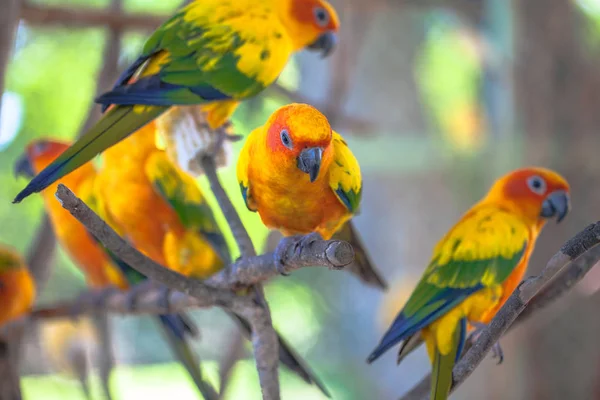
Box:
199, 155, 280, 400
399, 222, 600, 400
200, 155, 255, 257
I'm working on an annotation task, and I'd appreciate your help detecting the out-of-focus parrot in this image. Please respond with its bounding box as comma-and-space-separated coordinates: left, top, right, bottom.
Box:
366, 167, 571, 400
15, 141, 217, 400
13, 0, 340, 203
236, 103, 387, 289
92, 121, 332, 396
0, 245, 35, 327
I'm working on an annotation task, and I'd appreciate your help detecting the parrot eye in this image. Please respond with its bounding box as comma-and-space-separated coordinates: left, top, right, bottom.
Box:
32, 141, 49, 155
280, 129, 293, 149
527, 175, 546, 195
313, 7, 330, 27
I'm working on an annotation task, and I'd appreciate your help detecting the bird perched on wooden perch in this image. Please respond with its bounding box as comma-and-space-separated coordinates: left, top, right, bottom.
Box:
237, 103, 388, 290
367, 167, 571, 400
13, 0, 340, 203
15, 139, 216, 400
17, 132, 332, 397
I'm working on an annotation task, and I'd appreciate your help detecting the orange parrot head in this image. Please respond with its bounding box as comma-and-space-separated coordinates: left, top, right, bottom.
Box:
483, 167, 571, 226
285, 0, 340, 57
0, 245, 25, 273
265, 103, 334, 182
15, 139, 71, 178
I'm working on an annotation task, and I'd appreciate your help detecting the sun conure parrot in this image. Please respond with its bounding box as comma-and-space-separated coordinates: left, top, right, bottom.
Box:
236, 103, 387, 289
0, 245, 36, 327
90, 120, 331, 396
13, 0, 340, 204
14, 140, 217, 400
366, 167, 571, 400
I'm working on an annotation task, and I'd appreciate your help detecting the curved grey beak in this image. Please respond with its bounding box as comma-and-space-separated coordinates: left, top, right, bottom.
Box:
540, 190, 571, 223
14, 153, 35, 179
297, 147, 323, 183
307, 31, 338, 58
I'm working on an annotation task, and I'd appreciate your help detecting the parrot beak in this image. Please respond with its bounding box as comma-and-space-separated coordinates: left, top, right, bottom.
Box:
14, 153, 35, 179
307, 31, 337, 58
540, 190, 571, 223
297, 147, 323, 183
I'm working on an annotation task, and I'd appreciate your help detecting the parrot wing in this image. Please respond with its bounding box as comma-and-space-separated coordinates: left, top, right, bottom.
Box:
328, 133, 388, 289
145, 151, 231, 264
329, 132, 362, 214
96, 2, 293, 108
367, 206, 529, 362
236, 131, 258, 212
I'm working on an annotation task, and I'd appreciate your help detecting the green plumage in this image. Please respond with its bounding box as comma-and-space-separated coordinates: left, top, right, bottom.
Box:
146, 153, 231, 264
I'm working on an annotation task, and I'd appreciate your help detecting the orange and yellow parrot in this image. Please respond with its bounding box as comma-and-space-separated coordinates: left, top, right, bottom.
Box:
92, 120, 331, 396
366, 167, 571, 400
0, 245, 36, 327
236, 103, 387, 289
14, 0, 340, 204
15, 141, 217, 400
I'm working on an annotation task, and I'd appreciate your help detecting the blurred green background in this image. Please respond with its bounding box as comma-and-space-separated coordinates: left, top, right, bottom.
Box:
3, 0, 600, 399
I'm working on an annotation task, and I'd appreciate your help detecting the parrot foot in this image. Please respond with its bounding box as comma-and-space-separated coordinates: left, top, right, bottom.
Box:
273, 232, 323, 276
124, 281, 161, 311
469, 322, 504, 365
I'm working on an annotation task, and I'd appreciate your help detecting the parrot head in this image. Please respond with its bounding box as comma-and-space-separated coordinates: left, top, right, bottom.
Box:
0, 245, 24, 273
265, 103, 333, 183
285, 0, 340, 57
484, 167, 571, 225
14, 139, 71, 179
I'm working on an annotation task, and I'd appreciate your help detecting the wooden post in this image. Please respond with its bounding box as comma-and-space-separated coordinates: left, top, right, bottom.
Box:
0, 0, 20, 117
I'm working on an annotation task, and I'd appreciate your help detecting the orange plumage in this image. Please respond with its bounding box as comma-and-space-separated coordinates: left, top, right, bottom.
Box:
237, 103, 387, 289
0, 245, 36, 326
21, 141, 127, 290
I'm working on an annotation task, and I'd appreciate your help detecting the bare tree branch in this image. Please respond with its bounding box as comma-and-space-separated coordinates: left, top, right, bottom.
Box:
399, 222, 600, 400
20, 2, 163, 31
198, 155, 281, 399
51, 184, 352, 400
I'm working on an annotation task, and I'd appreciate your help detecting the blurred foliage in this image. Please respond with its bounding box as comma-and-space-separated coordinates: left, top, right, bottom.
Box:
415, 11, 486, 154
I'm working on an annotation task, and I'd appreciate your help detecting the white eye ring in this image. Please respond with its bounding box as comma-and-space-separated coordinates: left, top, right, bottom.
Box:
313, 7, 329, 27
527, 175, 546, 195
280, 129, 293, 149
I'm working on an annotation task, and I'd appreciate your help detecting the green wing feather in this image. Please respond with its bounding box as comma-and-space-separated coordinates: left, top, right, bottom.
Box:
145, 151, 230, 264
329, 132, 362, 214
368, 206, 529, 362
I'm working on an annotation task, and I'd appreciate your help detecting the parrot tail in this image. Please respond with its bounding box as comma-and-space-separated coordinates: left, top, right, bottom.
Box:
13, 105, 169, 203
396, 332, 424, 365
430, 318, 467, 400
227, 312, 331, 398
333, 222, 388, 290
156, 314, 218, 400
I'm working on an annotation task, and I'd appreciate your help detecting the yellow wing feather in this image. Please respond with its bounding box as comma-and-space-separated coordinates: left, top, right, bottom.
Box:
426, 206, 530, 288
329, 131, 362, 213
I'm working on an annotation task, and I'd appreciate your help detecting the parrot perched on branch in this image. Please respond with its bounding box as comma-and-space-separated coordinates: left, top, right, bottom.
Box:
236, 103, 387, 289
366, 167, 571, 400
0, 245, 36, 327
15, 140, 217, 400
91, 120, 332, 397
13, 0, 340, 204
